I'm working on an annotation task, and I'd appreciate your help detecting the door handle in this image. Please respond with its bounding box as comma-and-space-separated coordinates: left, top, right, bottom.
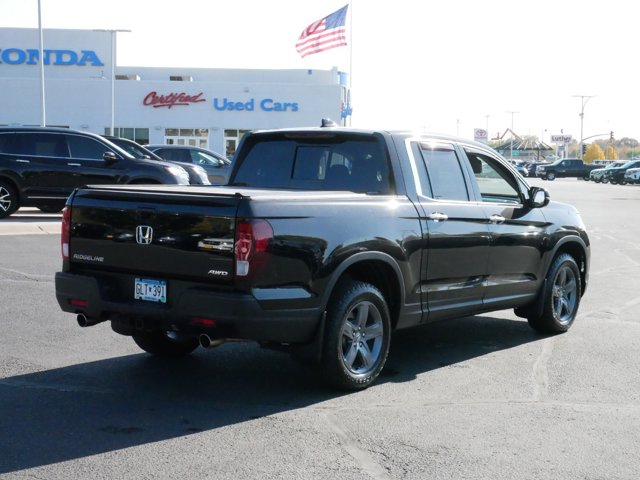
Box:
16, 159, 30, 163
67, 163, 81, 166
428, 212, 448, 222
489, 214, 505, 224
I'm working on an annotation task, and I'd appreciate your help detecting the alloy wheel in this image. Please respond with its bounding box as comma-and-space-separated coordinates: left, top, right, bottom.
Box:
552, 266, 578, 325
340, 300, 385, 375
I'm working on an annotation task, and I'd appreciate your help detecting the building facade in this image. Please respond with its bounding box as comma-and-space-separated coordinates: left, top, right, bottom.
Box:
0, 28, 350, 157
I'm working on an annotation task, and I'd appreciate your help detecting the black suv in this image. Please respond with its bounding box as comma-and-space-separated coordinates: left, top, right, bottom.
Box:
0, 127, 190, 218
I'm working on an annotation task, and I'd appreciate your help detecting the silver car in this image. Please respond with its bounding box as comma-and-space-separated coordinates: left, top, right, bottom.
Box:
146, 145, 231, 184
624, 167, 640, 184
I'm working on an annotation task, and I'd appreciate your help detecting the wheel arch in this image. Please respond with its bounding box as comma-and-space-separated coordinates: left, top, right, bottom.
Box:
320, 252, 405, 330
549, 236, 589, 297
0, 174, 22, 200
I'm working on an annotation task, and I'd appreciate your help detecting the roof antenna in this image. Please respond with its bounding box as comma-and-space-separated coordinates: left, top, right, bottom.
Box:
321, 118, 338, 127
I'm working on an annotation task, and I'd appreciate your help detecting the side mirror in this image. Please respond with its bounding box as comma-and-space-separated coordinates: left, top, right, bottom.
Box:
529, 186, 550, 208
103, 151, 119, 165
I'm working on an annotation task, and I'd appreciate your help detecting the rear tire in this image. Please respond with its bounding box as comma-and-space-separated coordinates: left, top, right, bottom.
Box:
321, 280, 391, 390
133, 331, 199, 357
0, 180, 19, 219
528, 253, 581, 334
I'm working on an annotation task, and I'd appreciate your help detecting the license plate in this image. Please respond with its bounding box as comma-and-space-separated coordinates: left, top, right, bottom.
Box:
134, 278, 167, 303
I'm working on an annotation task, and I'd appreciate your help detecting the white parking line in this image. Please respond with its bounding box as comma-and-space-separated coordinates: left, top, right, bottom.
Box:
0, 208, 61, 235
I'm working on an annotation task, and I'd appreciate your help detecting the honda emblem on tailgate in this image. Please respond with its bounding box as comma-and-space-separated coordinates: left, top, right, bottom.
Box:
135, 225, 153, 245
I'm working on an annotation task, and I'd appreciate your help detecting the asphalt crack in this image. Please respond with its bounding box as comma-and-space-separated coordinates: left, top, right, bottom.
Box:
532, 337, 554, 402
320, 411, 392, 480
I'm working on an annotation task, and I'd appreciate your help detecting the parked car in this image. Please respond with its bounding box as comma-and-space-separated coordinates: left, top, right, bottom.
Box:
0, 127, 189, 218
535, 158, 599, 180
624, 167, 640, 184
522, 160, 550, 177
146, 145, 231, 184
589, 161, 626, 183
56, 125, 590, 390
602, 160, 640, 185
508, 160, 527, 176
103, 136, 210, 185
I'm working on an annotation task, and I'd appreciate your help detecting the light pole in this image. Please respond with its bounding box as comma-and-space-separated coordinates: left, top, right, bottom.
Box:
573, 95, 595, 160
506, 111, 519, 160
37, 0, 46, 126
94, 29, 130, 135
485, 114, 490, 141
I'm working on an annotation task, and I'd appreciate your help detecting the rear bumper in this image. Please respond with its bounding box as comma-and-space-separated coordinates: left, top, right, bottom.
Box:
55, 271, 321, 343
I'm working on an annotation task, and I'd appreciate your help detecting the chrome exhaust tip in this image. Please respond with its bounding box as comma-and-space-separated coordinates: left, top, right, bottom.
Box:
199, 334, 225, 349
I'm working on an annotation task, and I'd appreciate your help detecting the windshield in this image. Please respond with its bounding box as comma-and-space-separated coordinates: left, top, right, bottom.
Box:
621, 161, 639, 169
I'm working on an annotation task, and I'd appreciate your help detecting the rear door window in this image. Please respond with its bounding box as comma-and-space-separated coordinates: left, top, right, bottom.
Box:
10, 132, 68, 157
155, 148, 189, 163
413, 143, 469, 201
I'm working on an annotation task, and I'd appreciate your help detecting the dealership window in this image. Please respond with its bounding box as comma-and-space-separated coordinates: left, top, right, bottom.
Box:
224, 129, 250, 158
104, 127, 149, 144
164, 128, 209, 148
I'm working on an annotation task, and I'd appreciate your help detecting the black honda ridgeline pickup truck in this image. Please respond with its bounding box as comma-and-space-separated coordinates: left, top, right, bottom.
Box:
55, 124, 590, 390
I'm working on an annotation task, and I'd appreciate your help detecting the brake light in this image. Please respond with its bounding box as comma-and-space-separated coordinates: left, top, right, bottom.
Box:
61, 206, 71, 260
234, 219, 273, 277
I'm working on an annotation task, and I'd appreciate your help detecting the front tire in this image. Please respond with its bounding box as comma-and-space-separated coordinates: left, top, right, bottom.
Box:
321, 280, 391, 390
0, 180, 19, 219
546, 172, 556, 181
528, 253, 581, 333
133, 331, 199, 357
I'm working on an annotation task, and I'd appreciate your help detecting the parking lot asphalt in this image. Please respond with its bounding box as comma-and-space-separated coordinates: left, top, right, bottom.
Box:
0, 179, 639, 479
0, 207, 62, 236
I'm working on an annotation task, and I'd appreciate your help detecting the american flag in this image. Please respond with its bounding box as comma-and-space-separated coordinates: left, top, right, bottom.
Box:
296, 5, 349, 58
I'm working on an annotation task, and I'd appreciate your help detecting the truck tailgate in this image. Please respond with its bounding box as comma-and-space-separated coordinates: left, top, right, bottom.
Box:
68, 186, 241, 283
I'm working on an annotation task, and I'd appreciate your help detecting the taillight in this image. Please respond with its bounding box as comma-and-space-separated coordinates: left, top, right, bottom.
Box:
61, 206, 71, 260
234, 219, 273, 277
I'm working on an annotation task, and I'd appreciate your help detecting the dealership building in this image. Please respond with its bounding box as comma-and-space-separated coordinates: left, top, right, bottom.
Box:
0, 28, 350, 157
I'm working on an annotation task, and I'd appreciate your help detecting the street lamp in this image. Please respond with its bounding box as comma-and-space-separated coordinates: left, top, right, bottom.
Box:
94, 29, 131, 135
573, 95, 595, 160
506, 111, 519, 160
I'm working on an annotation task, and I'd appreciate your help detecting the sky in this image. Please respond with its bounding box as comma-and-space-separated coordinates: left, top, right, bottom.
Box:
2, 0, 638, 144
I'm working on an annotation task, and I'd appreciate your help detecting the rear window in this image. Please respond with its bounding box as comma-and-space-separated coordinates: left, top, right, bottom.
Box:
231, 135, 393, 194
